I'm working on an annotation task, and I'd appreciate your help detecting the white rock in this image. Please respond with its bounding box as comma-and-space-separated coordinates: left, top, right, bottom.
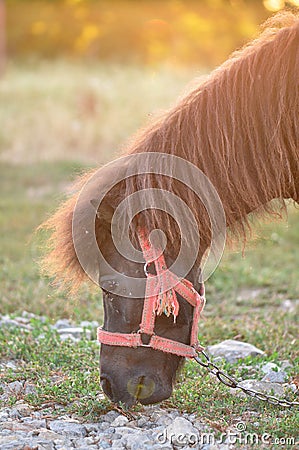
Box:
152, 445, 173, 450
58, 333, 79, 342
80, 320, 99, 328
156, 414, 173, 427
102, 410, 119, 422
230, 379, 286, 398
21, 311, 38, 319
36, 429, 64, 440
125, 431, 153, 449
14, 403, 31, 417
111, 440, 126, 449
49, 420, 87, 438
261, 362, 279, 374
261, 363, 287, 383
24, 382, 37, 395
207, 340, 265, 363
84, 423, 102, 433
21, 418, 47, 428
0, 411, 9, 421
58, 327, 91, 340
6, 381, 24, 395
0, 316, 32, 330
261, 371, 287, 383
280, 299, 299, 312
0, 360, 18, 370
111, 415, 129, 427
165, 416, 199, 446
281, 360, 292, 370
53, 319, 72, 329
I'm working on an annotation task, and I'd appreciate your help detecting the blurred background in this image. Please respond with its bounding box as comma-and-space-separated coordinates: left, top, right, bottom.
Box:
1, 0, 299, 164
0, 0, 298, 321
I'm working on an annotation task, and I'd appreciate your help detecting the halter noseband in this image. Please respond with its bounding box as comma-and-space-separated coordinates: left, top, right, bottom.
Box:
97, 229, 205, 358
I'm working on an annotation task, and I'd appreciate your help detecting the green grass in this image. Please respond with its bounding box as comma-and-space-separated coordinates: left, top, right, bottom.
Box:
0, 318, 110, 417
0, 160, 298, 444
0, 62, 298, 442
0, 314, 297, 445
168, 359, 298, 446
0, 161, 105, 322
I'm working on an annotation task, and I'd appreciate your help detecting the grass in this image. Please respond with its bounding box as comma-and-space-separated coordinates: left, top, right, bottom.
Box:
0, 161, 105, 321
0, 61, 298, 444
0, 318, 110, 417
0, 313, 298, 446
0, 60, 195, 164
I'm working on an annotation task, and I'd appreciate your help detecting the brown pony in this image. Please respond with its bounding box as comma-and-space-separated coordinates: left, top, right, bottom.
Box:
41, 12, 299, 406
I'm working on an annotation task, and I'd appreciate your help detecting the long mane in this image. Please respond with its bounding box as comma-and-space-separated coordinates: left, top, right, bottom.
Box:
41, 11, 299, 291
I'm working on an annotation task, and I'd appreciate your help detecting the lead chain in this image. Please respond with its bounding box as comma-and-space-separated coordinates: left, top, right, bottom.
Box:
194, 351, 299, 409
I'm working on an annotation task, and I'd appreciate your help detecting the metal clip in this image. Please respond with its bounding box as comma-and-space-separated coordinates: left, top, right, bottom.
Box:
144, 262, 149, 277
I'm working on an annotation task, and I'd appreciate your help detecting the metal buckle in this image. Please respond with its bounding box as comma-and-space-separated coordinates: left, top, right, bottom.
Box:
144, 261, 157, 277
138, 330, 154, 347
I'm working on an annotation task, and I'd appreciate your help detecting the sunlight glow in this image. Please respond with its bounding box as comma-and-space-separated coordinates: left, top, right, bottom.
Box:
263, 0, 285, 11
31, 21, 46, 35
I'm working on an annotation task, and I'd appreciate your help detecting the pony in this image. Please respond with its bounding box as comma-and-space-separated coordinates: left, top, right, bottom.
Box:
41, 12, 299, 407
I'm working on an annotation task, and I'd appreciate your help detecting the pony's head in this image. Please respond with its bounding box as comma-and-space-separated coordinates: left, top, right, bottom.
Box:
99, 302, 193, 406
90, 192, 206, 406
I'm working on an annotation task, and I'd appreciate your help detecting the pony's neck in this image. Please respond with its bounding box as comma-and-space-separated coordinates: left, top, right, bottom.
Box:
129, 14, 298, 242
209, 141, 296, 228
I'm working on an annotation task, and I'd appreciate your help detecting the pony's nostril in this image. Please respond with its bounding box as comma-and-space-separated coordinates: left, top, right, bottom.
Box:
100, 375, 113, 399
127, 376, 155, 399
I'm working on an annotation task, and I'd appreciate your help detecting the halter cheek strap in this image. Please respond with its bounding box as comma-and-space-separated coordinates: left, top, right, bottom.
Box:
97, 229, 206, 358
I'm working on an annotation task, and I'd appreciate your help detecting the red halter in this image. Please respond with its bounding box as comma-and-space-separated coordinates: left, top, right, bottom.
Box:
97, 229, 205, 358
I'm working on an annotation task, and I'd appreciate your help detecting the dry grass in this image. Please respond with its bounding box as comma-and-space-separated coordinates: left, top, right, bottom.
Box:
0, 60, 197, 165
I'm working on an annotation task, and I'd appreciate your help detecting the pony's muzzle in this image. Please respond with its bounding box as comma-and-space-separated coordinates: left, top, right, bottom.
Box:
100, 374, 114, 400
100, 370, 171, 406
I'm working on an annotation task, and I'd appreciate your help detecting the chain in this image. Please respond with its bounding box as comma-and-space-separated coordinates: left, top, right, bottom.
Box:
194, 350, 299, 409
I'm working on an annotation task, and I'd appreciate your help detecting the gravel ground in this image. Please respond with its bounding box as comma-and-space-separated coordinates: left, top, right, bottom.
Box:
0, 313, 297, 449
0, 403, 234, 450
